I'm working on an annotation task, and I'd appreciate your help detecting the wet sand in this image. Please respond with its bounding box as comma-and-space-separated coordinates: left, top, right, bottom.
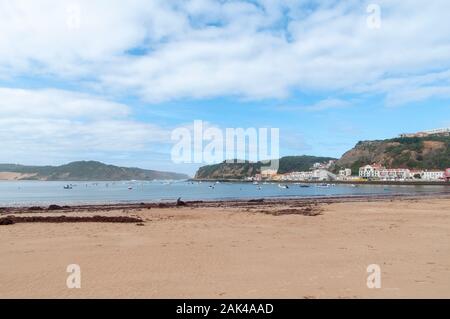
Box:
1, 196, 450, 298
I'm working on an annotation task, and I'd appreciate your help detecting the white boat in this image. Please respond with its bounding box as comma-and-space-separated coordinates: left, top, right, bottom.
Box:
278, 184, 289, 189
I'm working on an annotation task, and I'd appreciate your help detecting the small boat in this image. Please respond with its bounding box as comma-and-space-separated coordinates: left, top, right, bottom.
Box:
299, 184, 311, 188
316, 183, 330, 188
63, 185, 73, 190
128, 186, 133, 190
278, 184, 289, 189
253, 181, 259, 185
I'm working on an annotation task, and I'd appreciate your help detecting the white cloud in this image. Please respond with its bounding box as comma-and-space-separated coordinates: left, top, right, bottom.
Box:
0, 0, 176, 76
0, 118, 168, 151
277, 98, 352, 112
0, 88, 171, 164
1, 0, 450, 104
0, 88, 130, 119
357, 70, 450, 106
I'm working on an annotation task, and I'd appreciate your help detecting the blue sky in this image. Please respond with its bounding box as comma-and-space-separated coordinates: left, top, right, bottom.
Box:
0, 0, 449, 175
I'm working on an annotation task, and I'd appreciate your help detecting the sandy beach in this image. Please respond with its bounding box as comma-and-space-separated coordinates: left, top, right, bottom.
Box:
1, 195, 450, 299
0, 172, 37, 181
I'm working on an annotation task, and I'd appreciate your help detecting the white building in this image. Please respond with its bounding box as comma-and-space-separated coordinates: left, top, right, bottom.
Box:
294, 171, 314, 180
421, 170, 445, 181
312, 169, 337, 181
359, 165, 411, 181
423, 128, 450, 135
400, 127, 450, 138
280, 171, 313, 181
378, 168, 411, 181
359, 165, 382, 179
358, 164, 446, 181
280, 170, 336, 181
261, 169, 278, 178
339, 168, 352, 177
312, 160, 336, 170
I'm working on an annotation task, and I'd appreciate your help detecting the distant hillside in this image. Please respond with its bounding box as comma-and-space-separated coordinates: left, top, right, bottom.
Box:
194, 156, 337, 180
194, 135, 450, 180
0, 161, 189, 181
335, 135, 450, 174
277, 156, 336, 174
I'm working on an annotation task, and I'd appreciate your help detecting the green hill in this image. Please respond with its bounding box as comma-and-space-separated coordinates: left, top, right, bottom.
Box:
194, 156, 337, 180
0, 161, 189, 181
335, 135, 450, 174
194, 135, 450, 179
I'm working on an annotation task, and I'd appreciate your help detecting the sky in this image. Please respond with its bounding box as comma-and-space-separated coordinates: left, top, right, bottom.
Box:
0, 0, 449, 176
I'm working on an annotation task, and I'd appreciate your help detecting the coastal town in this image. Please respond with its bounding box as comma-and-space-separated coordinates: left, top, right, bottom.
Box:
252, 163, 450, 183
248, 128, 450, 183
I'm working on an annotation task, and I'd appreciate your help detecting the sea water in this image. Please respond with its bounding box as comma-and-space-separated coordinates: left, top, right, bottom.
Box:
0, 180, 448, 207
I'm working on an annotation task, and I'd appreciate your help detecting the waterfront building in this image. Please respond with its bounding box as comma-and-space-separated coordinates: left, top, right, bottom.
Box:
277, 170, 336, 181
339, 168, 352, 177
421, 170, 445, 181
312, 169, 337, 181
378, 168, 411, 181
359, 165, 412, 181
359, 164, 383, 179
279, 171, 313, 181
261, 169, 278, 178
337, 168, 352, 181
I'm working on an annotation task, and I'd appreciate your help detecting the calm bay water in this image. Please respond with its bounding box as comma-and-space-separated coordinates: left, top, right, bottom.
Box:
0, 180, 448, 207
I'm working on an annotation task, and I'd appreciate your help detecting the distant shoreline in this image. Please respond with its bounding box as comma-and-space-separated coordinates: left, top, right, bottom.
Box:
2, 192, 450, 212
191, 179, 450, 186
1, 178, 448, 186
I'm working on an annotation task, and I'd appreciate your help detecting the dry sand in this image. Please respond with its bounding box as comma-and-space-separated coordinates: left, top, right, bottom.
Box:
1, 197, 450, 299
